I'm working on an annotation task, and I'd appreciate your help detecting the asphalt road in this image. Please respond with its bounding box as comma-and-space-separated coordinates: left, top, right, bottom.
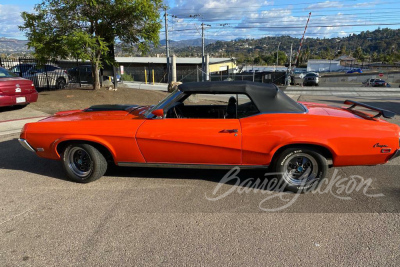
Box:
0, 95, 399, 266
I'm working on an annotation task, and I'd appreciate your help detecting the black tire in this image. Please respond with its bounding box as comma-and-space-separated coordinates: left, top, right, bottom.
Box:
274, 148, 328, 193
56, 77, 67, 89
62, 143, 108, 183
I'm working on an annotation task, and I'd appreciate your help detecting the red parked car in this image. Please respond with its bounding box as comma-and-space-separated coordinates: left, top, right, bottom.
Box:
0, 67, 38, 108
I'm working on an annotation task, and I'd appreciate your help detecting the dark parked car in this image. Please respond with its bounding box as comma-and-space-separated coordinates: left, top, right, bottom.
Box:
362, 78, 388, 87
67, 65, 93, 84
68, 65, 121, 84
303, 73, 319, 86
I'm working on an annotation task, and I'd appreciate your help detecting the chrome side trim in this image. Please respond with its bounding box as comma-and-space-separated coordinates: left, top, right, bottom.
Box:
117, 162, 269, 170
18, 138, 36, 152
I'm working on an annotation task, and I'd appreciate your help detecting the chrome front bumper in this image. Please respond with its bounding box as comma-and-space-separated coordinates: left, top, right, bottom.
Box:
18, 139, 35, 152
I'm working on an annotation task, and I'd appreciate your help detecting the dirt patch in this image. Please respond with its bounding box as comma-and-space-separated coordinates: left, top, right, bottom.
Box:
30, 87, 168, 114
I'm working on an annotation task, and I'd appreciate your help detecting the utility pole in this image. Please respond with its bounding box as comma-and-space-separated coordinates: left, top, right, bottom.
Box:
201, 23, 211, 82
164, 7, 170, 83
201, 23, 205, 82
288, 43, 293, 86
276, 42, 281, 71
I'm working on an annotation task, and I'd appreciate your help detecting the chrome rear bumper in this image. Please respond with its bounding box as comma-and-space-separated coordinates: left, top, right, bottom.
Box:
18, 138, 35, 152
389, 149, 400, 161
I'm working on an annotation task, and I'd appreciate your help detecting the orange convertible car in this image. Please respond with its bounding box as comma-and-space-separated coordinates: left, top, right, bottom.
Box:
19, 81, 400, 192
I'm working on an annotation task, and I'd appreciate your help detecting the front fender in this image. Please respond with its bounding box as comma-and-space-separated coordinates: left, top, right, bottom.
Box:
51, 135, 117, 163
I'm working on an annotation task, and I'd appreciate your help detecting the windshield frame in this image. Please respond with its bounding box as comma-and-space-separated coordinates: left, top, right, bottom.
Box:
145, 89, 183, 118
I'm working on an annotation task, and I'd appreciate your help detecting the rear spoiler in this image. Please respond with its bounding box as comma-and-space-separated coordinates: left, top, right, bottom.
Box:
344, 100, 395, 119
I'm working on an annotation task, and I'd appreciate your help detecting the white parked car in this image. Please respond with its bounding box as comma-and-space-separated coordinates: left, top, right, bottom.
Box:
9, 64, 69, 89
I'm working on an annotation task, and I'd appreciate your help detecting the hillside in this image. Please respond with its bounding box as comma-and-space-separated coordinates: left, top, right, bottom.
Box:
168, 28, 400, 65
2, 28, 400, 65
0, 38, 32, 56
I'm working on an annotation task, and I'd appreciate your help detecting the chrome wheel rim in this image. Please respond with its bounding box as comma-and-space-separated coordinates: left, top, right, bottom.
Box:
68, 147, 92, 178
283, 153, 318, 186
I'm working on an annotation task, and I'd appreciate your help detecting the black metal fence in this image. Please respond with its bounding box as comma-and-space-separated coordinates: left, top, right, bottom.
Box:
121, 63, 202, 83
0, 57, 100, 90
1, 57, 288, 89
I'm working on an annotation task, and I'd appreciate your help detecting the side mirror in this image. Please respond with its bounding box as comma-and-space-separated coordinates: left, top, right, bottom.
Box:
151, 109, 164, 118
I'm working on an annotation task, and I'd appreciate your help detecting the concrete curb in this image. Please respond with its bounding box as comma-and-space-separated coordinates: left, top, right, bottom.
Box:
122, 82, 168, 91
0, 117, 47, 137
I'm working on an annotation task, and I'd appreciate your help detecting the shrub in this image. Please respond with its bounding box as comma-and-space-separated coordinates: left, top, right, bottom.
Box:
121, 73, 134, 81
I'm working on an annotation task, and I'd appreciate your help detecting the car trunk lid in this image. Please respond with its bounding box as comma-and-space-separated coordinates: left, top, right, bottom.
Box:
301, 101, 392, 121
0, 77, 35, 96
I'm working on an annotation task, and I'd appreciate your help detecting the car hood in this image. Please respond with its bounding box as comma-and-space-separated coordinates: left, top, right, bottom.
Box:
39, 105, 150, 122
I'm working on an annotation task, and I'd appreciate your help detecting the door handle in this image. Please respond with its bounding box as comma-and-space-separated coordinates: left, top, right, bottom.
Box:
220, 129, 238, 133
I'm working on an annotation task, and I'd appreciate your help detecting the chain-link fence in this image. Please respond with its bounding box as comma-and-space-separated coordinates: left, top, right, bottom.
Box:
210, 71, 287, 85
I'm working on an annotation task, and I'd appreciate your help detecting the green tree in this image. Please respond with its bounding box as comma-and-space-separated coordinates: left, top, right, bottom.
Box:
20, 0, 162, 89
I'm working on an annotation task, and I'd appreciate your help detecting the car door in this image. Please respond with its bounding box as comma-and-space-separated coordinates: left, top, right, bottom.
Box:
136, 119, 241, 165
136, 94, 242, 165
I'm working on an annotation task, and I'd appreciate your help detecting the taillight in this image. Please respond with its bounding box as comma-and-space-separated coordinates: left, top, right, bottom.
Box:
32, 83, 36, 92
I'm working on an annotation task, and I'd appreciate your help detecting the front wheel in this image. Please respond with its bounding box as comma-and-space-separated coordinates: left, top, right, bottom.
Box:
274, 148, 328, 193
62, 143, 108, 183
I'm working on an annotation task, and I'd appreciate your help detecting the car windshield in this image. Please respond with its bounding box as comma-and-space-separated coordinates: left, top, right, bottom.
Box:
9, 64, 35, 73
305, 73, 317, 77
0, 67, 18, 78
145, 89, 182, 117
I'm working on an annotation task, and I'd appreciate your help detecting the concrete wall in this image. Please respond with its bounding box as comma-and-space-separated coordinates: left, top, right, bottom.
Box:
292, 71, 400, 86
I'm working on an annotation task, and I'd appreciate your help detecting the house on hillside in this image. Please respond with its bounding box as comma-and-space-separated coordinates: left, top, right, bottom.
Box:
335, 55, 356, 68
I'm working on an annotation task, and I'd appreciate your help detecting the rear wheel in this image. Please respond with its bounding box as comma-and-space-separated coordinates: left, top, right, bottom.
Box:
56, 77, 66, 89
62, 143, 107, 183
274, 148, 327, 193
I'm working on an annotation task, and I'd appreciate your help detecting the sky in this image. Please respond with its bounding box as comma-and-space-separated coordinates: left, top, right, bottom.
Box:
1, 0, 399, 41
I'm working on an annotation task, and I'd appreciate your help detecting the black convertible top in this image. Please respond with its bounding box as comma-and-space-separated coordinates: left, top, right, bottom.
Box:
178, 81, 305, 113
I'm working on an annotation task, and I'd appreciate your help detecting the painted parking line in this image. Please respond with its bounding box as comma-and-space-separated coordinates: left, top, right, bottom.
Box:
0, 116, 47, 124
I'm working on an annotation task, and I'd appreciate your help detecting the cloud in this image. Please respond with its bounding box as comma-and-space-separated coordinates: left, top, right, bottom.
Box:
307, 1, 344, 10
0, 5, 26, 38
161, 0, 386, 41
235, 9, 360, 38
170, 0, 273, 21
